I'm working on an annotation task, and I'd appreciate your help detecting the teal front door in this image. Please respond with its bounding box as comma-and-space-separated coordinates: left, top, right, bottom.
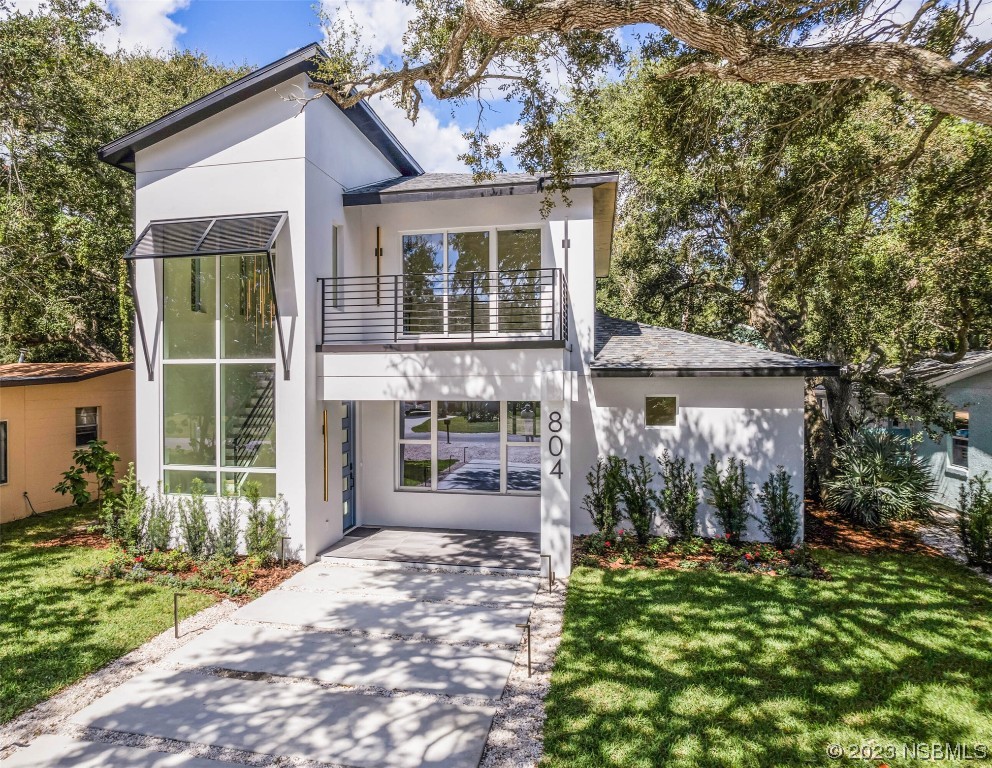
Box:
342, 401, 356, 530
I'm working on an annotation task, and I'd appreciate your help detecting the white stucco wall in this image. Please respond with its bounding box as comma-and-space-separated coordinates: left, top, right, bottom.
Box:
131, 75, 407, 562
570, 375, 807, 541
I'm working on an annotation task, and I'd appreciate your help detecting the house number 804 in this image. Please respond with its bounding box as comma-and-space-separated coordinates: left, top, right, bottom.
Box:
548, 410, 564, 478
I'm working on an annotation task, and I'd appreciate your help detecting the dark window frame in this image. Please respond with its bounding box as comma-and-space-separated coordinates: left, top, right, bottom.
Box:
0, 421, 8, 485
75, 406, 99, 447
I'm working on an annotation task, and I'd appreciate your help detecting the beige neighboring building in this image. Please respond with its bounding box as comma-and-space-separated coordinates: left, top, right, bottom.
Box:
0, 362, 135, 523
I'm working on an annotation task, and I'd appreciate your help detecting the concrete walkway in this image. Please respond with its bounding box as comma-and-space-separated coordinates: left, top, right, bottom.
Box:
321, 527, 541, 571
5, 563, 539, 768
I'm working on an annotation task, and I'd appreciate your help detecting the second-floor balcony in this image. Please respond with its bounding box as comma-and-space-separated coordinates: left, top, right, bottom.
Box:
318, 268, 568, 351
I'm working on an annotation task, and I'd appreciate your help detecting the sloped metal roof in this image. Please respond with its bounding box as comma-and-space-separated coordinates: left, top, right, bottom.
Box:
99, 43, 422, 177
592, 313, 839, 377
125, 213, 286, 259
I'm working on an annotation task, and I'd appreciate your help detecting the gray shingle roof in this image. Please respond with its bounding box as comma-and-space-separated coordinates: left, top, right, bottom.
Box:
906, 349, 992, 383
592, 313, 838, 377
343, 171, 618, 205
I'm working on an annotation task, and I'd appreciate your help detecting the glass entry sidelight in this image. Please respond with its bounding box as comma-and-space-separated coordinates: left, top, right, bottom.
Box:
342, 401, 356, 530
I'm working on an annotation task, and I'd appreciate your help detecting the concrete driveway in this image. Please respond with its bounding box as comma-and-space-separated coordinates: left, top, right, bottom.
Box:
5, 562, 539, 768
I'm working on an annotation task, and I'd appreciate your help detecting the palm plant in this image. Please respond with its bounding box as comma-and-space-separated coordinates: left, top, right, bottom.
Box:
824, 430, 935, 526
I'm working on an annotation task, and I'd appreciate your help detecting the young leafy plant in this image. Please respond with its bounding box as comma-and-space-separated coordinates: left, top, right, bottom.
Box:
53, 439, 121, 506
656, 451, 699, 540
581, 457, 625, 535
702, 454, 752, 544
146, 482, 176, 551
177, 478, 211, 558
243, 482, 289, 562
100, 463, 147, 550
618, 456, 656, 545
756, 466, 801, 550
212, 492, 241, 560
54, 466, 90, 506
959, 472, 992, 572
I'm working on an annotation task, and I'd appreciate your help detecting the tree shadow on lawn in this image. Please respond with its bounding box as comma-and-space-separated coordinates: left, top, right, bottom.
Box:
543, 553, 992, 768
0, 537, 211, 724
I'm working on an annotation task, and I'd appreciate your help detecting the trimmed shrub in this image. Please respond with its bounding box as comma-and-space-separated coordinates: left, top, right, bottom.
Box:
146, 483, 176, 551
177, 478, 211, 558
581, 457, 625, 535
243, 482, 288, 562
656, 451, 699, 540
618, 456, 656, 545
959, 473, 992, 572
100, 463, 147, 550
212, 493, 241, 560
756, 466, 802, 550
702, 454, 752, 543
824, 430, 935, 526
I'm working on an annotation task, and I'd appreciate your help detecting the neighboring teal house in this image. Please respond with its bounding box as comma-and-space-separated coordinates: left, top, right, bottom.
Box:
912, 350, 992, 509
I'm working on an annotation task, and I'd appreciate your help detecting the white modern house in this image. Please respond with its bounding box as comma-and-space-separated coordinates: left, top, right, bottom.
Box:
100, 44, 836, 576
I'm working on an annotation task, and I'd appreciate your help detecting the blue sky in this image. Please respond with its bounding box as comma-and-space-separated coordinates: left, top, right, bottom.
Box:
95, 0, 528, 172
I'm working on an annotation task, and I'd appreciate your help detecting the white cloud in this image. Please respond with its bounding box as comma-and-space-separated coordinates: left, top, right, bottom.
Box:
96, 0, 190, 54
321, 0, 415, 59
370, 95, 524, 172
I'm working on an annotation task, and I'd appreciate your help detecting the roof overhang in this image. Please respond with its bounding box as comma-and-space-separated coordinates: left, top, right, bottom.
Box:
926, 356, 992, 387
342, 172, 619, 206
99, 43, 422, 177
593, 181, 617, 278
591, 364, 841, 378
0, 364, 134, 388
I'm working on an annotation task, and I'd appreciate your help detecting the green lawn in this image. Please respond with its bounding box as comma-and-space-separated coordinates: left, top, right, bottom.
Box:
401, 458, 458, 486
543, 552, 992, 768
412, 416, 499, 434
0, 505, 215, 723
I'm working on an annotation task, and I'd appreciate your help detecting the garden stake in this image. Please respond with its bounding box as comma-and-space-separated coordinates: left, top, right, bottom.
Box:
516, 622, 532, 676
173, 593, 180, 639
280, 536, 291, 567
541, 554, 554, 591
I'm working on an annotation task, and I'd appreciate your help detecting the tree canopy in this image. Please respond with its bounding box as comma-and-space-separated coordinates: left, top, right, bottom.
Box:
314, 0, 992, 180
0, 0, 247, 363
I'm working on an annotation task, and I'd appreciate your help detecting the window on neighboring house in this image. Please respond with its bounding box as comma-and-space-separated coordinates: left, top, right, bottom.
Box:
0, 421, 8, 485
75, 407, 99, 446
397, 400, 540, 494
645, 396, 678, 427
162, 252, 277, 496
950, 410, 969, 469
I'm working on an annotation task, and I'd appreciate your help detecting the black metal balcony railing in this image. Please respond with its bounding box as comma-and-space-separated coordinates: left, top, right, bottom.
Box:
318, 268, 568, 349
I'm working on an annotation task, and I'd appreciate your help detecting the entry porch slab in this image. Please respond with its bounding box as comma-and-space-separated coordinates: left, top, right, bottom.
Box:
0, 736, 231, 768
321, 526, 541, 571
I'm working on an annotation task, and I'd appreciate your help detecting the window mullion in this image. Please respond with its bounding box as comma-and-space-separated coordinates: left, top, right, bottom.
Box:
499, 400, 507, 494
430, 400, 438, 489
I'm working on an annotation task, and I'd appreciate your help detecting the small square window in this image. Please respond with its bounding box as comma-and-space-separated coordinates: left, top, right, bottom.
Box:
646, 396, 678, 427
76, 407, 99, 446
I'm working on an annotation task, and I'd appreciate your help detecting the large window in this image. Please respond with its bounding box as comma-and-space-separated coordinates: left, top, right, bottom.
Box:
162, 253, 276, 496
75, 407, 99, 446
0, 421, 7, 485
397, 400, 540, 494
950, 410, 969, 470
401, 228, 542, 337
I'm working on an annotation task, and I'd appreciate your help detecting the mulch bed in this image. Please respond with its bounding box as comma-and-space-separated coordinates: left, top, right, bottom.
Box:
242, 560, 304, 600
804, 501, 945, 557
34, 526, 109, 550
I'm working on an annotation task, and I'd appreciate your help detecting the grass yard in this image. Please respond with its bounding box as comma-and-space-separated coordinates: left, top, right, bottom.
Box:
401, 458, 457, 486
0, 505, 215, 724
543, 551, 992, 768
412, 416, 499, 434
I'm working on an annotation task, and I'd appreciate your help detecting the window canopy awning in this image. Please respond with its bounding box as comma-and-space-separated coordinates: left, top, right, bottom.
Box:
125, 212, 291, 381
125, 212, 287, 259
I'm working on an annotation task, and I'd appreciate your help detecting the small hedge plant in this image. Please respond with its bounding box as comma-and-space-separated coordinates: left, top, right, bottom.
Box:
702, 454, 752, 544
959, 473, 992, 572
582, 457, 625, 535
756, 466, 801, 550
656, 451, 699, 539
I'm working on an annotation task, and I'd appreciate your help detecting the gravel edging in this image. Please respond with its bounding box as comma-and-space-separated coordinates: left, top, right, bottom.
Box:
916, 508, 992, 584
0, 599, 238, 759
481, 576, 567, 768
